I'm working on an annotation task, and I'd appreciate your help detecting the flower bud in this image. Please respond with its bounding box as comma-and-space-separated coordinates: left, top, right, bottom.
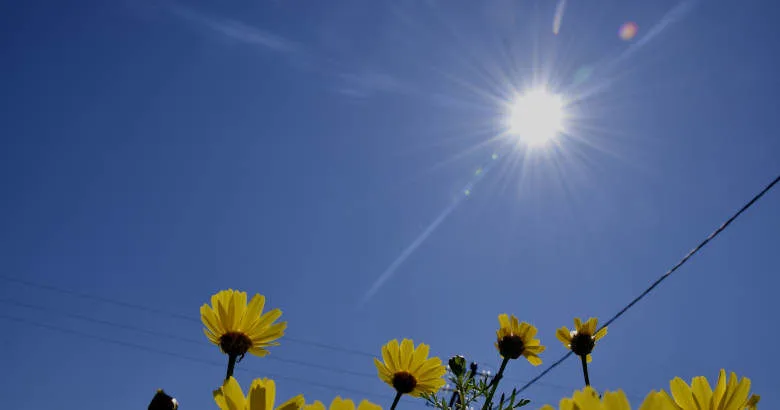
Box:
149, 389, 178, 410
448, 355, 466, 377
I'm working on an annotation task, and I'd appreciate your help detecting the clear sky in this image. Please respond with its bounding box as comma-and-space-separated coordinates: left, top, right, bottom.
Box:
1, 0, 778, 409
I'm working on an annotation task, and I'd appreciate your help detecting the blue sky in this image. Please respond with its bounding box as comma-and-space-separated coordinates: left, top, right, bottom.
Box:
1, 0, 779, 408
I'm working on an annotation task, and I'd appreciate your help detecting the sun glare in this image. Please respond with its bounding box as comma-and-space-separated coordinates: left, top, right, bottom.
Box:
507, 88, 565, 147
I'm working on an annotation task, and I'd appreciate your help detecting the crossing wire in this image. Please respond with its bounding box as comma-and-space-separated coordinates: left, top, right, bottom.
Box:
515, 174, 780, 394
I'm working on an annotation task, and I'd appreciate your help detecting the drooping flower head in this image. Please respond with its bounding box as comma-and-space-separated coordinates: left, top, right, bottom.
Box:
539, 386, 675, 410
556, 317, 607, 362
660, 369, 759, 410
495, 314, 545, 365
201, 289, 286, 358
213, 377, 304, 410
304, 397, 382, 410
374, 339, 446, 397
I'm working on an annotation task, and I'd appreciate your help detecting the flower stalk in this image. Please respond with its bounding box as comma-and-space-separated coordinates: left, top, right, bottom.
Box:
226, 353, 238, 381
579, 354, 590, 386
389, 391, 402, 410
481, 357, 509, 410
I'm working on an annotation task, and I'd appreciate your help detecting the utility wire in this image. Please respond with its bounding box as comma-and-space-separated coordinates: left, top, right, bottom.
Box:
0, 274, 580, 393
2, 173, 776, 397
0, 274, 376, 358
0, 297, 376, 379
0, 312, 424, 407
515, 174, 780, 394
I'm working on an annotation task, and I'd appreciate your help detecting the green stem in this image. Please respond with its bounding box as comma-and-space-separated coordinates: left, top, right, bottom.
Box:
389, 391, 402, 410
481, 357, 509, 410
458, 376, 468, 410
580, 355, 590, 386
225, 353, 238, 381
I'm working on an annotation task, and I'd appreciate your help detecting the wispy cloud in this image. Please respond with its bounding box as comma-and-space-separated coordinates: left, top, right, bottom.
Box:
168, 4, 413, 100
170, 4, 300, 54
336, 70, 410, 98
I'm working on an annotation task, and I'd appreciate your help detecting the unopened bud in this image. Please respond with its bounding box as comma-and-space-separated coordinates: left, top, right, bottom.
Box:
149, 389, 178, 410
448, 355, 467, 377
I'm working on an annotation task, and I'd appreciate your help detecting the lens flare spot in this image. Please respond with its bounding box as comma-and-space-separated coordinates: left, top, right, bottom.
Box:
619, 22, 638, 41
573, 66, 593, 85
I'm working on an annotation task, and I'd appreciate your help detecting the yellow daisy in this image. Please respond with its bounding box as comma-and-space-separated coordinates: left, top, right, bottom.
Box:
539, 386, 675, 410
214, 377, 304, 410
374, 339, 446, 397
495, 314, 545, 365
661, 369, 759, 410
201, 289, 286, 358
556, 317, 607, 362
304, 397, 382, 410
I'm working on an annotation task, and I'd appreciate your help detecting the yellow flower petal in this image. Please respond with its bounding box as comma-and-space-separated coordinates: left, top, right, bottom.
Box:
381, 340, 399, 373
690, 376, 713, 409
222, 377, 247, 410
638, 391, 676, 410
250, 378, 275, 410
556, 327, 572, 345
276, 394, 305, 410
574, 318, 583, 332
498, 314, 510, 330
602, 390, 630, 410
593, 326, 608, 341
585, 318, 598, 336
304, 401, 326, 410
712, 369, 727, 407
524, 353, 542, 366
400, 339, 414, 369
357, 399, 382, 410
723, 376, 750, 410
670, 377, 696, 410
410, 343, 430, 373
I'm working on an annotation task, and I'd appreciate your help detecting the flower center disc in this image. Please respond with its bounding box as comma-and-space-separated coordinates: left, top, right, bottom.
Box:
392, 371, 418, 394
570, 333, 595, 356
219, 331, 253, 356
499, 335, 525, 359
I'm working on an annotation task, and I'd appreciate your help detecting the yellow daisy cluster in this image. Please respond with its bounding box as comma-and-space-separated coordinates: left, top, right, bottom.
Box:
185, 289, 759, 410
201, 290, 383, 410
539, 371, 760, 410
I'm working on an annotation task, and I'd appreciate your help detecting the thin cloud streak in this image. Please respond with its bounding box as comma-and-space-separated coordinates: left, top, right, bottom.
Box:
170, 4, 301, 54
169, 4, 415, 100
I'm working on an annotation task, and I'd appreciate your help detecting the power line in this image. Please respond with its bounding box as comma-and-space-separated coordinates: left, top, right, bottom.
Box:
0, 274, 377, 358
0, 274, 581, 393
0, 312, 423, 407
515, 174, 780, 394
0, 297, 376, 379
2, 172, 776, 398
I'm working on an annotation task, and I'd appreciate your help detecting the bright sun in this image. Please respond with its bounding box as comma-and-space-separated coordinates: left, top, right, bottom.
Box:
507, 88, 565, 146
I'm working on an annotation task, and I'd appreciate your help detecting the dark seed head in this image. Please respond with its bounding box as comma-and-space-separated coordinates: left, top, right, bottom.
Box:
570, 332, 595, 357
392, 371, 418, 394
219, 332, 253, 357
148, 389, 178, 410
498, 335, 525, 359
